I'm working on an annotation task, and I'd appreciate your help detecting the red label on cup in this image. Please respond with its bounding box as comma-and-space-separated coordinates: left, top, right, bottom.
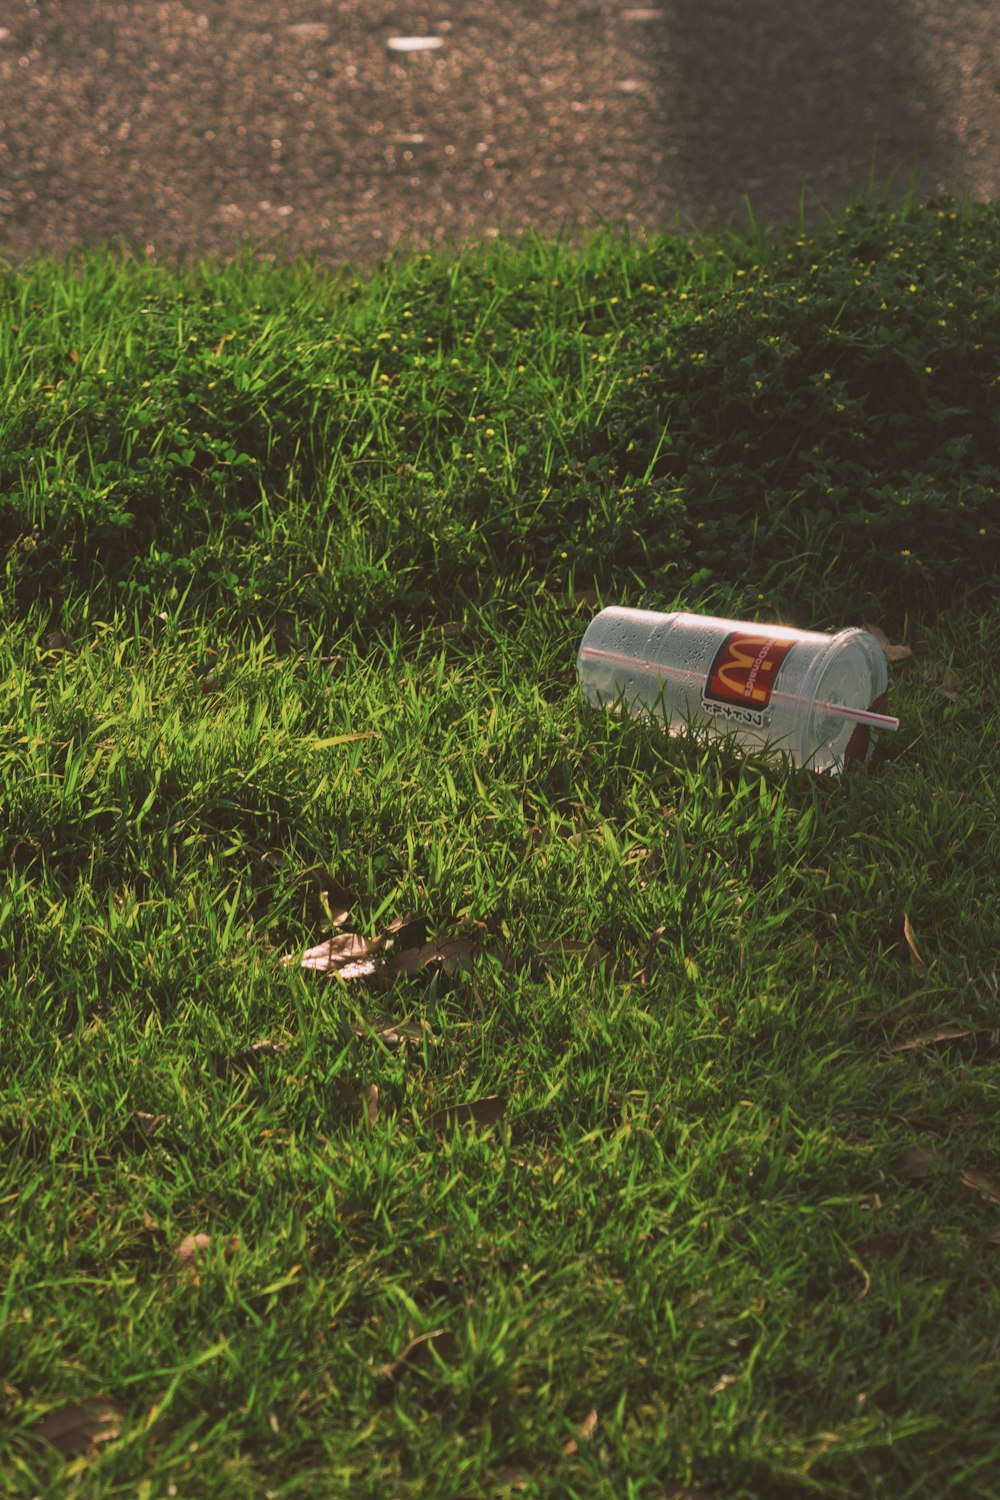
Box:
704, 632, 794, 710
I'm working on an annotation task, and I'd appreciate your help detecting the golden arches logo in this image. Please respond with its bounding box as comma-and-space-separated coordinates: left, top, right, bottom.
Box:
705, 632, 793, 710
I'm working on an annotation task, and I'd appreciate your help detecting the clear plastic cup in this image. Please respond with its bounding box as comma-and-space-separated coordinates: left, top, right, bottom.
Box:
577, 607, 899, 773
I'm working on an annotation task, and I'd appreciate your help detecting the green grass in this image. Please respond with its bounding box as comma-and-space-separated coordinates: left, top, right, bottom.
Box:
1, 196, 999, 1499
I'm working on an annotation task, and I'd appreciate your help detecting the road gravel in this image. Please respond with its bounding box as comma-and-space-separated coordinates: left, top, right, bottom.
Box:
1, 0, 997, 265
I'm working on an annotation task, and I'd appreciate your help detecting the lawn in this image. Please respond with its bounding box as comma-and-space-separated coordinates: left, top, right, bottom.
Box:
1, 195, 998, 1499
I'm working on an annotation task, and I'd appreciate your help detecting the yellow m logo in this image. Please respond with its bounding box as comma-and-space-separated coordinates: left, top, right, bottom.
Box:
716, 637, 775, 703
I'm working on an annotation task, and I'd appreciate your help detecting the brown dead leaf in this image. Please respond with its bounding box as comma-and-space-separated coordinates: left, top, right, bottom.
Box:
29, 1397, 123, 1457
537, 939, 611, 972
382, 913, 430, 944
895, 1143, 947, 1180
902, 913, 927, 975
333, 1077, 364, 1122
228, 1040, 286, 1072
563, 1407, 599, 1456
301, 867, 359, 912
890, 1025, 974, 1053
960, 1167, 1000, 1205
364, 1084, 379, 1126
288, 931, 382, 974
67, 349, 79, 365
639, 925, 667, 987
863, 623, 913, 663
387, 936, 478, 976
428, 1095, 506, 1133
924, 662, 963, 701
351, 1016, 432, 1047
380, 1328, 459, 1381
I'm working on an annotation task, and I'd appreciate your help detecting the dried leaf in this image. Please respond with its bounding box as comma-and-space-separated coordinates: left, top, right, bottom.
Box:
895, 1143, 946, 1180
228, 1040, 286, 1072
364, 1084, 379, 1126
351, 1016, 431, 1047
563, 1407, 599, 1455
381, 1327, 458, 1381
380, 914, 432, 956
902, 913, 927, 975
639, 925, 667, 986
537, 939, 611, 971
890, 1025, 973, 1053
287, 931, 381, 973
863, 623, 913, 663
67, 349, 79, 365
428, 1095, 506, 1133
924, 663, 963, 701
301, 867, 359, 911
960, 1167, 1000, 1205
388, 936, 477, 976
30, 1398, 123, 1456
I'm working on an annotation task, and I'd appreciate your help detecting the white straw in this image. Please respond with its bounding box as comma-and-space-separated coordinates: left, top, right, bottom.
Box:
579, 645, 900, 732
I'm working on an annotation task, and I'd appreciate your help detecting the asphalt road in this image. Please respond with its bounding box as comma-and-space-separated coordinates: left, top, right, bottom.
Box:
0, 0, 997, 266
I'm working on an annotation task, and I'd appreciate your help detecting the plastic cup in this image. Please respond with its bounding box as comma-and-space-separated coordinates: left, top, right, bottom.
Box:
577, 607, 899, 773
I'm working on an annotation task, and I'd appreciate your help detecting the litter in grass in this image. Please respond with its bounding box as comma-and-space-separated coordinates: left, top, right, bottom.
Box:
578, 607, 900, 774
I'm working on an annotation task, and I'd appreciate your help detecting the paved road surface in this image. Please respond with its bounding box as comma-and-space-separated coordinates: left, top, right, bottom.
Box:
0, 0, 997, 266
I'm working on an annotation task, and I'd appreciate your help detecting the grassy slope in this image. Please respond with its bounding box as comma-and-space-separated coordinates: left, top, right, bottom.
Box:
1, 199, 998, 1499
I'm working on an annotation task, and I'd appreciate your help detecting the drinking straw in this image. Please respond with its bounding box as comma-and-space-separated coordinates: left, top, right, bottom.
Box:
578, 645, 900, 731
